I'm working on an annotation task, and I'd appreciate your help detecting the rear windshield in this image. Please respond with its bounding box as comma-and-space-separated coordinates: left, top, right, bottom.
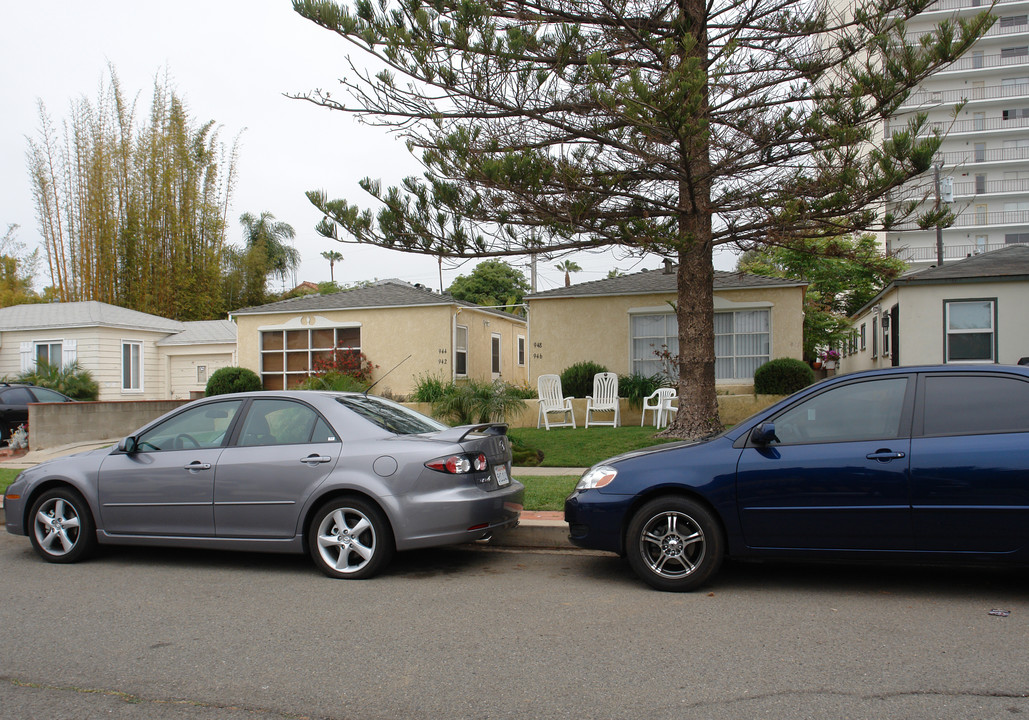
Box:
336, 395, 448, 435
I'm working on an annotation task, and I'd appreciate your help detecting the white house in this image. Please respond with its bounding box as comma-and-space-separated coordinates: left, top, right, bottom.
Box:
0, 301, 237, 400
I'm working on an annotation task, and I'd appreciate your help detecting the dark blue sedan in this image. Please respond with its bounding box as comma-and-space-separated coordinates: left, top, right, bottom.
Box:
565, 365, 1029, 591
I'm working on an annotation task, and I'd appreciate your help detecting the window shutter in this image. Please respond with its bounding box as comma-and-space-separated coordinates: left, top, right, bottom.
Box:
20, 342, 33, 372
63, 339, 77, 366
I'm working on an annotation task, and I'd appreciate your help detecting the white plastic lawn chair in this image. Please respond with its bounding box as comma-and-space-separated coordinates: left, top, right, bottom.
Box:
641, 388, 677, 428
536, 374, 576, 430
585, 372, 620, 428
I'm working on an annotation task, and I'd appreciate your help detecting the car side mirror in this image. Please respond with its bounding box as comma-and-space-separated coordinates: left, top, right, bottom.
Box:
118, 436, 138, 454
751, 422, 779, 446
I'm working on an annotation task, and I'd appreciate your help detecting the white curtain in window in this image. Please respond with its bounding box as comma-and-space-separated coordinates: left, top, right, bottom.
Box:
948, 301, 992, 330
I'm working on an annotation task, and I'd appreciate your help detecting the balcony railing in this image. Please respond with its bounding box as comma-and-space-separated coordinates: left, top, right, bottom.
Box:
890, 208, 1029, 230
913, 0, 1026, 13
904, 21, 1029, 44
884, 114, 1029, 136
936, 51, 1029, 74
899, 82, 1029, 109
895, 240, 1028, 262
936, 145, 1029, 164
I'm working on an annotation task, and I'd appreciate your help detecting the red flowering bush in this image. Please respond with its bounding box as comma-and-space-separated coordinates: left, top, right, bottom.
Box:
311, 346, 378, 384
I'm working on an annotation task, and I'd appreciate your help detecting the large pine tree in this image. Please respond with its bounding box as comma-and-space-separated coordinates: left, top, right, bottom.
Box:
293, 0, 992, 437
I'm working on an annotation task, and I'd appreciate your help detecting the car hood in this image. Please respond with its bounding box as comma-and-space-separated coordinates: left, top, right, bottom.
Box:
601, 439, 702, 467
30, 445, 112, 472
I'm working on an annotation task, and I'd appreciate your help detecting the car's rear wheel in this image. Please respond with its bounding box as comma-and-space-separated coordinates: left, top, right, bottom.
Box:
625, 496, 723, 592
29, 487, 96, 564
308, 498, 394, 579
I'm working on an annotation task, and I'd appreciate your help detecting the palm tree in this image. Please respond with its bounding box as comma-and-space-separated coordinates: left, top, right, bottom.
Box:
239, 212, 299, 290
554, 259, 582, 287
321, 250, 344, 283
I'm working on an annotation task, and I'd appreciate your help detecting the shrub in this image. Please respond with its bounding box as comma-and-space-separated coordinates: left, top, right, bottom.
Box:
559, 361, 609, 398
753, 358, 815, 395
205, 367, 263, 396
312, 347, 378, 384
412, 373, 451, 403
298, 371, 369, 393
618, 373, 665, 410
17, 361, 99, 400
430, 378, 527, 425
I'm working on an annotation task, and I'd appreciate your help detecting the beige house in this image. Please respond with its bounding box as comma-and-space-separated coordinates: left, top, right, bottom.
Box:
0, 302, 237, 400
526, 266, 807, 391
230, 280, 528, 396
842, 245, 1029, 372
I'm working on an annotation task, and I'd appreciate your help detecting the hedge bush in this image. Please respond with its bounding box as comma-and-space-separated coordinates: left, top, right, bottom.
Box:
753, 358, 815, 395
205, 367, 263, 396
559, 361, 610, 398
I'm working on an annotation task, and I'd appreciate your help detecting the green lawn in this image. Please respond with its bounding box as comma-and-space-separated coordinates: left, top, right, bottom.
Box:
508, 425, 677, 468
517, 475, 580, 511
0, 468, 22, 495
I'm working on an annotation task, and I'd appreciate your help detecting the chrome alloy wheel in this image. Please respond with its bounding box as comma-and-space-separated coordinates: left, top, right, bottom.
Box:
637, 510, 706, 580
33, 496, 83, 558
315, 507, 377, 574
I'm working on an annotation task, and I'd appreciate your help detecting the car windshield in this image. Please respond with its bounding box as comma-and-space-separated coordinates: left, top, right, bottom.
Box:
336, 395, 448, 435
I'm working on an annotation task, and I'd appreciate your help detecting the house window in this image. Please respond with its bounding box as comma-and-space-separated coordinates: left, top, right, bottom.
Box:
945, 299, 996, 363
1003, 107, 1029, 120
1000, 15, 1028, 28
872, 317, 879, 359
491, 334, 502, 376
122, 341, 142, 392
1006, 232, 1029, 243
259, 326, 360, 390
714, 310, 770, 380
517, 336, 526, 367
1001, 46, 1029, 59
455, 325, 468, 376
35, 341, 63, 369
860, 323, 867, 351
197, 366, 207, 384
974, 142, 986, 162
631, 314, 678, 378
975, 174, 987, 194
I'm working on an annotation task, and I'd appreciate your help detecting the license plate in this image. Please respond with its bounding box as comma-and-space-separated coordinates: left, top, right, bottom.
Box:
495, 465, 510, 487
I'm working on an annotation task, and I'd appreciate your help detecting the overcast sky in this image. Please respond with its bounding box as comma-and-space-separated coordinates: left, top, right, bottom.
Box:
1, 0, 737, 300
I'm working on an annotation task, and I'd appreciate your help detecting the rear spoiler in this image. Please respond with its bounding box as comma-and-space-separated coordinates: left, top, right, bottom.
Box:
434, 423, 509, 443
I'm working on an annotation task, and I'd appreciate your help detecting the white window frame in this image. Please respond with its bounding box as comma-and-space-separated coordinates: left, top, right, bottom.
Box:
944, 299, 996, 364
35, 340, 64, 369
516, 335, 526, 367
491, 333, 502, 378
259, 324, 361, 390
455, 325, 468, 377
122, 340, 143, 393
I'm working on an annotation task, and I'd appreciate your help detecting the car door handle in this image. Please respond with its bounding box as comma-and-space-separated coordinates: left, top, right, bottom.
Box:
300, 455, 333, 465
866, 450, 905, 462
184, 462, 212, 471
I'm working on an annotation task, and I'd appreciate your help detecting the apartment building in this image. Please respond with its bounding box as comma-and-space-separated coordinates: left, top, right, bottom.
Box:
885, 0, 1029, 265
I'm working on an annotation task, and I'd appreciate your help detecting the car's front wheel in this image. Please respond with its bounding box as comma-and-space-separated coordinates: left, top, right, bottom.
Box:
29, 487, 97, 563
308, 498, 394, 579
625, 496, 723, 592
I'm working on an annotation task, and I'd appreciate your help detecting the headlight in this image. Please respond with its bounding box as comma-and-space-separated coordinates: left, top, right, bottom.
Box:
575, 465, 618, 491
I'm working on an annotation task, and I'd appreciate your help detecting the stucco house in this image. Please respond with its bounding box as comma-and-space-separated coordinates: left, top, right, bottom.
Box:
842, 245, 1029, 372
230, 279, 528, 396
525, 265, 807, 391
0, 301, 237, 400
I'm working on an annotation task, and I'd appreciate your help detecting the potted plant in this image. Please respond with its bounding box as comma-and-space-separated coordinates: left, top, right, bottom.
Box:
820, 349, 840, 370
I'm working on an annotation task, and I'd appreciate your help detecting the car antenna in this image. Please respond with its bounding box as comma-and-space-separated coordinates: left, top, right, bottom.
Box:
364, 354, 412, 397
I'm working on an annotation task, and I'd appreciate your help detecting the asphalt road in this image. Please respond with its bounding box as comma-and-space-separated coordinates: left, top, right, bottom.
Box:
1, 532, 1027, 720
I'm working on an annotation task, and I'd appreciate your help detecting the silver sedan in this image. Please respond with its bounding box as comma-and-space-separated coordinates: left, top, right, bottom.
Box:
3, 391, 523, 579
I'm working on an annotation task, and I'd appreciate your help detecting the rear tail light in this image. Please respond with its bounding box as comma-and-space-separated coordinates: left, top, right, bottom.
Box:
425, 453, 489, 474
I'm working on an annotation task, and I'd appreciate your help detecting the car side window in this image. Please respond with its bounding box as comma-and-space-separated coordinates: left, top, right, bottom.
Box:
2, 387, 35, 405
30, 388, 70, 403
136, 400, 243, 451
923, 375, 1029, 436
772, 377, 909, 445
237, 399, 338, 447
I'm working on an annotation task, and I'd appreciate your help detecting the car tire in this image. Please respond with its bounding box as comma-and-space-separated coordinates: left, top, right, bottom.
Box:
28, 487, 97, 564
308, 497, 394, 579
625, 496, 723, 592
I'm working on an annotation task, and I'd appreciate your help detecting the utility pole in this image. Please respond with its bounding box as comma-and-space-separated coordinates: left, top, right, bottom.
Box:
934, 164, 944, 266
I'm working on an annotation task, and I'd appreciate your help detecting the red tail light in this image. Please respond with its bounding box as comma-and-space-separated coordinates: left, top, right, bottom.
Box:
425, 453, 489, 474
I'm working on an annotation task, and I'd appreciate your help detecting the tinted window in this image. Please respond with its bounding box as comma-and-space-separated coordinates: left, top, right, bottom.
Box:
773, 378, 908, 444
336, 395, 447, 435
0, 388, 35, 405
238, 399, 337, 446
137, 400, 243, 451
30, 388, 70, 403
923, 375, 1029, 436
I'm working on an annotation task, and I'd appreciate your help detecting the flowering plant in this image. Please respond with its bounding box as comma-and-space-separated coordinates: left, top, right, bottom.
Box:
820, 349, 840, 362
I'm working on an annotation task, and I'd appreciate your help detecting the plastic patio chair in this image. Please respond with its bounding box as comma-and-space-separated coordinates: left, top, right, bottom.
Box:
585, 372, 620, 428
641, 388, 677, 428
536, 374, 576, 430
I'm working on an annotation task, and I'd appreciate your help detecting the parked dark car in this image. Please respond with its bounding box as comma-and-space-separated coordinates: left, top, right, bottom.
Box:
4, 391, 523, 579
565, 365, 1029, 591
0, 383, 74, 442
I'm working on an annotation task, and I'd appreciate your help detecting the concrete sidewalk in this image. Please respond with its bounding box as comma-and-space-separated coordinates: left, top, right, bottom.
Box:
1, 443, 579, 550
